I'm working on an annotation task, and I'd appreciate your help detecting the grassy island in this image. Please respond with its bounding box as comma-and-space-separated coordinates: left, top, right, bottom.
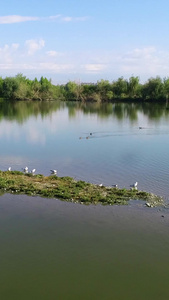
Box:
0, 170, 164, 207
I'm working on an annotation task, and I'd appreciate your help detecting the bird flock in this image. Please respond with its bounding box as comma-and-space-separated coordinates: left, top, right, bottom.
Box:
7, 166, 138, 189
7, 167, 57, 176
98, 182, 138, 189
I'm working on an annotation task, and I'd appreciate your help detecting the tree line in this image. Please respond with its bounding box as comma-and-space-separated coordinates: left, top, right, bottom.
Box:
1, 73, 169, 102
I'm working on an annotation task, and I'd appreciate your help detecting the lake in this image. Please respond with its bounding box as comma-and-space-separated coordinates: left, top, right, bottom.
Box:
0, 100, 169, 299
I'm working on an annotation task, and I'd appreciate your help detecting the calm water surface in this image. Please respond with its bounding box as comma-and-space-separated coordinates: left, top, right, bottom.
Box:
0, 194, 169, 300
1, 100, 169, 198
0, 101, 169, 299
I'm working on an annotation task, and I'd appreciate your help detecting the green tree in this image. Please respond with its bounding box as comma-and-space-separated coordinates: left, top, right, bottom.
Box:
112, 77, 128, 98
13, 73, 32, 100
142, 77, 164, 100
52, 84, 66, 100
31, 78, 41, 100
163, 77, 169, 100
2, 77, 18, 99
0, 77, 3, 97
65, 81, 84, 101
106, 91, 114, 100
82, 83, 97, 100
127, 76, 140, 98
39, 77, 53, 100
97, 79, 112, 101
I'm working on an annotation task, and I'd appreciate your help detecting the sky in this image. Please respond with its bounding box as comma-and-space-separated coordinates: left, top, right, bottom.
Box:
1, 0, 169, 84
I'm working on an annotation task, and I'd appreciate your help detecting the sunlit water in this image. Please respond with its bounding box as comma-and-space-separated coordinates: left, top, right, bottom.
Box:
0, 100, 169, 299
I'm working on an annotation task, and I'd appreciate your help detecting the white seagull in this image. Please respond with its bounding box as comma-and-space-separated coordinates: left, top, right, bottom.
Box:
23, 166, 28, 173
31, 169, 36, 174
7, 167, 11, 171
130, 182, 138, 188
50, 169, 57, 175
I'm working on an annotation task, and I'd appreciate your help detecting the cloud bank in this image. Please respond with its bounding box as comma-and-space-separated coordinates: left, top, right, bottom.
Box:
0, 15, 40, 24
0, 15, 88, 24
0, 40, 169, 82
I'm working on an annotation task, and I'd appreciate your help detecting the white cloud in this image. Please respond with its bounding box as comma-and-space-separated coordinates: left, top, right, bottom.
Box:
83, 64, 106, 73
121, 47, 157, 64
48, 15, 62, 20
0, 62, 74, 74
116, 47, 166, 78
61, 16, 88, 22
1, 40, 169, 83
0, 43, 19, 63
25, 39, 45, 55
38, 63, 74, 72
12, 43, 19, 50
80, 47, 169, 80
61, 16, 73, 22
0, 15, 39, 24
46, 50, 62, 57
0, 44, 12, 63
0, 14, 88, 24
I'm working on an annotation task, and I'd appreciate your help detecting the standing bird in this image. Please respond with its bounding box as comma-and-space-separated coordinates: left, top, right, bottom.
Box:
23, 167, 28, 173
50, 169, 57, 175
7, 167, 11, 171
31, 169, 36, 175
130, 182, 138, 189
134, 181, 138, 188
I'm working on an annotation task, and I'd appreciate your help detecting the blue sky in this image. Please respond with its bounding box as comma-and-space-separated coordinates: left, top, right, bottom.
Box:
0, 0, 169, 84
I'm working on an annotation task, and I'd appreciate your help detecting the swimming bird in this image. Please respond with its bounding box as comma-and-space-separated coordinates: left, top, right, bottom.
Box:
50, 169, 57, 175
7, 167, 11, 171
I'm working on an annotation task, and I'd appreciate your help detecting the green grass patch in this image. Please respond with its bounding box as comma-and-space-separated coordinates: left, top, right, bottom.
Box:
0, 171, 164, 207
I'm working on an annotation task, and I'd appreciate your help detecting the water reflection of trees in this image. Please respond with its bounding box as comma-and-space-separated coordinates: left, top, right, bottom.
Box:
66, 101, 169, 122
0, 100, 65, 123
0, 100, 169, 123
